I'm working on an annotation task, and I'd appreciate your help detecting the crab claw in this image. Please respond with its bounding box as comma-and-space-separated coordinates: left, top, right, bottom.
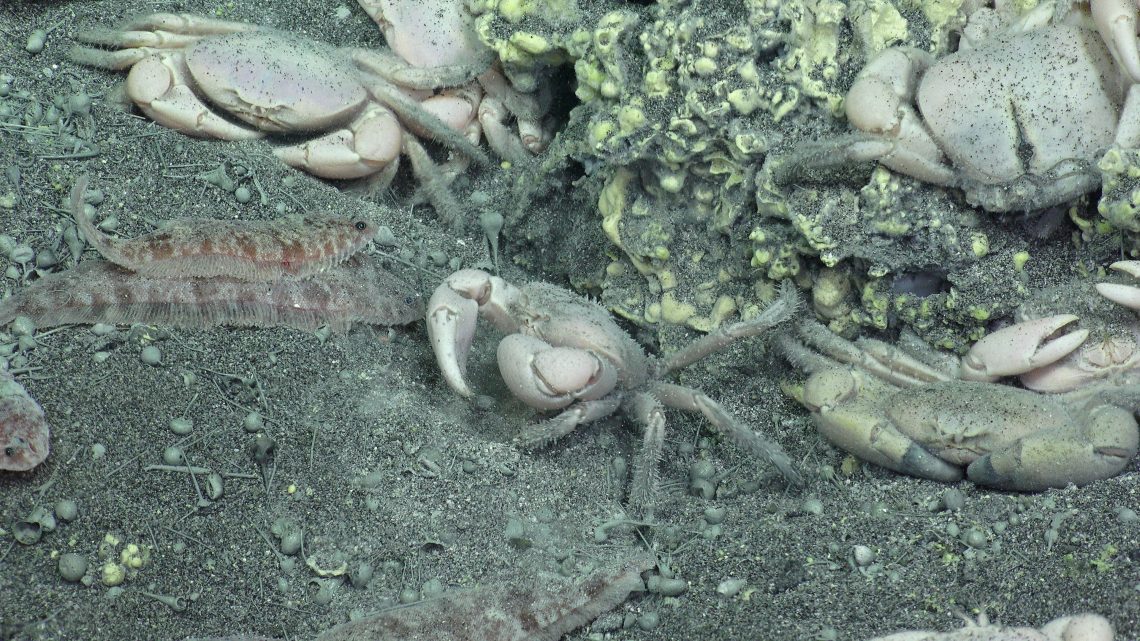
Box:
1092, 0, 1140, 83
426, 269, 522, 397
960, 314, 1089, 382
497, 335, 618, 411
1096, 260, 1140, 310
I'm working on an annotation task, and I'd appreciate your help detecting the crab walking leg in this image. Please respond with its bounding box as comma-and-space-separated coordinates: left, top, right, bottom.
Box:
350, 47, 484, 90
515, 397, 623, 448
792, 319, 954, 387
654, 382, 804, 486
478, 96, 537, 165
358, 75, 492, 166
119, 12, 261, 35
73, 13, 259, 52
73, 29, 206, 51
660, 282, 799, 376
402, 133, 466, 229
627, 391, 666, 512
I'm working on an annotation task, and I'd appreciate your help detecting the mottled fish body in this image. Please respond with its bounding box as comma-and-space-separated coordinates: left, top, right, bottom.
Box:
70, 176, 378, 281
0, 367, 50, 472
0, 255, 421, 333
188, 556, 651, 641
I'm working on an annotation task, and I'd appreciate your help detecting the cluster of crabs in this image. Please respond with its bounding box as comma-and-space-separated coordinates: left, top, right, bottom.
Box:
66, 0, 1140, 501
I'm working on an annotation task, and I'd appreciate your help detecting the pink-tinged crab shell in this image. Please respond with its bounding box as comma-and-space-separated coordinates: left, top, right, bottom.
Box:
360, 0, 487, 68
0, 367, 50, 472
186, 31, 367, 133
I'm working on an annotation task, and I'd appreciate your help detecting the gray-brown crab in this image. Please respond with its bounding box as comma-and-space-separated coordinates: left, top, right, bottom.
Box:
819, 0, 1140, 212
780, 311, 1139, 491
426, 269, 804, 510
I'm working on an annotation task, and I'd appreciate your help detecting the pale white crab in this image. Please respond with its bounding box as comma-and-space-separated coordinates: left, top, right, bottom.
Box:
426, 269, 803, 511
68, 1, 550, 223
780, 313, 1139, 490
865, 612, 1114, 641
835, 0, 1140, 211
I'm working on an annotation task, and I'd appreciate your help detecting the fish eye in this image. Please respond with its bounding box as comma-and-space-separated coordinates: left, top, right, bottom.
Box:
354, 221, 368, 231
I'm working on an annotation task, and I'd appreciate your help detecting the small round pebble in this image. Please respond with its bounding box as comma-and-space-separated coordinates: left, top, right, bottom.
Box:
689, 478, 715, 500
67, 93, 91, 116
26, 29, 47, 54
139, 345, 162, 365
54, 499, 78, 522
962, 528, 987, 548
58, 553, 88, 582
941, 488, 966, 511
169, 417, 193, 435
636, 611, 659, 630
703, 506, 727, 525
689, 459, 715, 480
716, 578, 747, 597
13, 520, 41, 545
91, 323, 116, 336
421, 578, 445, 599
311, 581, 335, 606
375, 226, 397, 247
852, 545, 876, 567
162, 446, 185, 466
350, 562, 373, 589
279, 525, 303, 556
10, 244, 34, 263
647, 576, 688, 596
205, 472, 224, 500
234, 186, 252, 203
801, 497, 824, 515
243, 411, 264, 433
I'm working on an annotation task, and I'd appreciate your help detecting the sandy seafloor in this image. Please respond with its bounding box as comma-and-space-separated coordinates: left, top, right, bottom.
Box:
0, 1, 1138, 640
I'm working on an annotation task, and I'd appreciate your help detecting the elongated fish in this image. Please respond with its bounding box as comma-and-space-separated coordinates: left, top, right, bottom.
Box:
187, 556, 652, 641
70, 176, 378, 281
0, 255, 421, 333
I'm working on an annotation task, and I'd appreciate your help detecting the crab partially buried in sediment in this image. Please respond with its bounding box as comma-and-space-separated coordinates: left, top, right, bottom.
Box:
779, 306, 1139, 490
68, 0, 551, 225
426, 269, 804, 512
